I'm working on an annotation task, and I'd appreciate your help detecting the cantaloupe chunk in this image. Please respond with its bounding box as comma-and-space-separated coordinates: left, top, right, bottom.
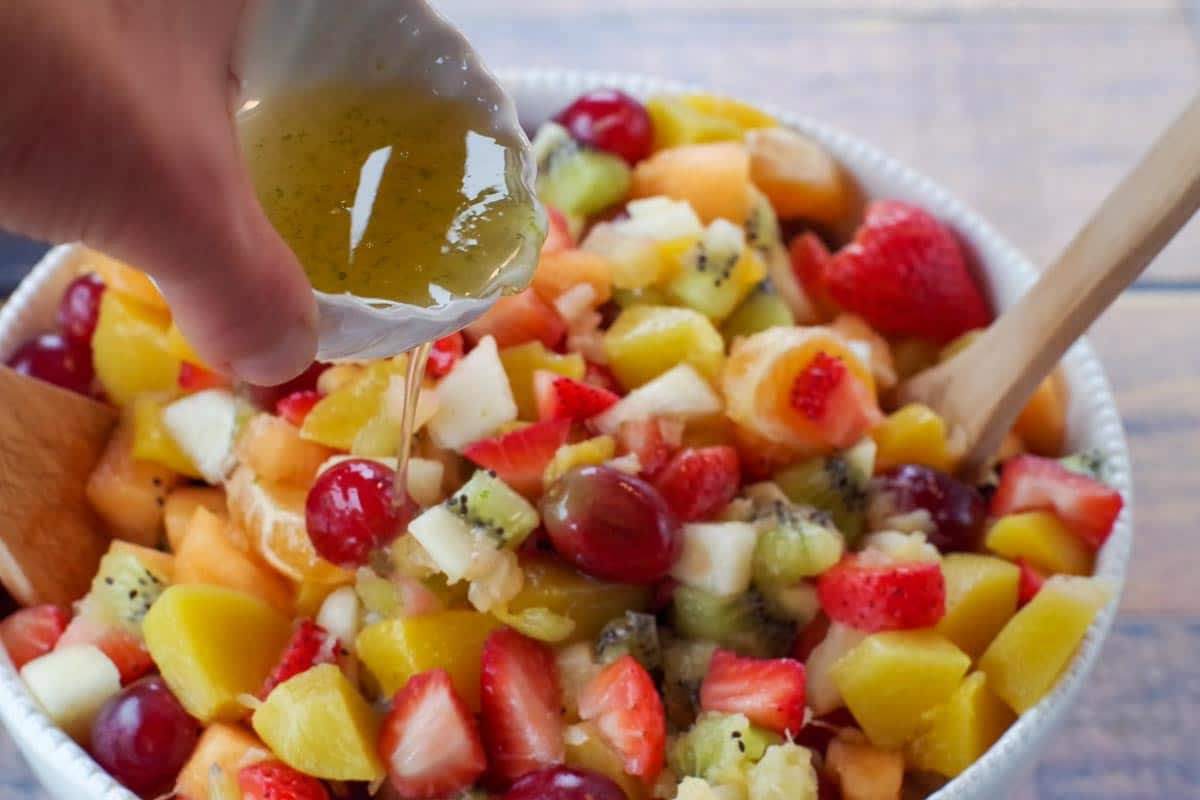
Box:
985, 511, 1094, 576
236, 413, 335, 486
630, 142, 753, 225
174, 508, 293, 613
825, 733, 903, 800
175, 723, 269, 800
746, 127, 852, 225
533, 249, 613, 306
1013, 369, 1068, 455
871, 404, 959, 474
936, 554, 1020, 659
907, 671, 1016, 778
164, 486, 226, 553
86, 417, 183, 548
979, 575, 1111, 713
92, 289, 180, 406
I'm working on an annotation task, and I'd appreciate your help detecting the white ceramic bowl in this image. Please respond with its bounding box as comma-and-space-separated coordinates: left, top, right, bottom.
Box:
0, 71, 1132, 800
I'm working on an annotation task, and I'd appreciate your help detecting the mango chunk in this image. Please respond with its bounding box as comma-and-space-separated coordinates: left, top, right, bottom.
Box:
907, 672, 1016, 778
132, 394, 202, 478
300, 360, 403, 450
979, 575, 1111, 713
143, 584, 292, 723
510, 556, 650, 644
174, 507, 293, 613
85, 250, 168, 312
499, 341, 585, 420
93, 289, 180, 406
175, 723, 269, 800
831, 630, 971, 748
936, 554, 1020, 660
544, 436, 616, 485
252, 664, 384, 783
871, 404, 958, 474
825, 734, 903, 800
985, 511, 1094, 576
604, 304, 725, 390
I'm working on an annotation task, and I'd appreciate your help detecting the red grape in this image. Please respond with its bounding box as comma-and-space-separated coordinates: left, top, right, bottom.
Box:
57, 273, 107, 346
555, 89, 654, 164
7, 333, 93, 395
502, 765, 627, 800
90, 676, 202, 798
540, 465, 681, 583
305, 459, 417, 568
871, 464, 986, 552
246, 361, 327, 409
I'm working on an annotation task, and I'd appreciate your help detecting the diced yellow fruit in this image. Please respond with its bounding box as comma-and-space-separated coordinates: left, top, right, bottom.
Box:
682, 94, 777, 130
143, 584, 292, 723
499, 341, 586, 420
936, 554, 1020, 660
510, 557, 650, 644
84, 250, 168, 313
300, 360, 401, 450
317, 364, 364, 395
979, 575, 1111, 713
87, 417, 182, 548
175, 508, 293, 613
871, 404, 958, 474
832, 630, 971, 748
93, 289, 180, 406
131, 394, 202, 478
985, 511, 1094, 576
164, 486, 226, 553
252, 664, 384, 783
825, 734, 904, 800
355, 611, 501, 710
1014, 369, 1068, 457
604, 305, 725, 389
565, 722, 649, 800
175, 723, 269, 800
907, 672, 1016, 778
237, 413, 334, 486
165, 322, 208, 369
646, 97, 745, 150
544, 436, 617, 485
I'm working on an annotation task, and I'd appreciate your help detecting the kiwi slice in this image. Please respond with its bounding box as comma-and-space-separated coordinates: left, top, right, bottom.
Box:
86, 549, 170, 634
1060, 450, 1107, 481
671, 586, 795, 659
751, 511, 843, 587
722, 282, 796, 342
773, 447, 873, 546
669, 712, 782, 787
447, 470, 540, 549
594, 610, 661, 671
665, 219, 755, 321
745, 188, 782, 255
662, 639, 718, 730
532, 122, 631, 218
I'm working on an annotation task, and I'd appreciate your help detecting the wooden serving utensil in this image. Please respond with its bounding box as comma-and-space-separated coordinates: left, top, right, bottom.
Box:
0, 366, 116, 606
900, 94, 1200, 477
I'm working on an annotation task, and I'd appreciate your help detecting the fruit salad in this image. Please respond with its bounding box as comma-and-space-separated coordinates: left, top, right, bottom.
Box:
2, 88, 1124, 800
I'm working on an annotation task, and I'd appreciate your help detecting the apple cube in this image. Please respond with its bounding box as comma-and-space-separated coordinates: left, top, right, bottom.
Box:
20, 645, 120, 745
428, 336, 518, 450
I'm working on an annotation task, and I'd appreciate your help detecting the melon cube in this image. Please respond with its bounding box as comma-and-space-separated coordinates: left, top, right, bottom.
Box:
936, 554, 1020, 659
87, 417, 183, 548
907, 671, 1016, 778
630, 141, 753, 225
175, 723, 269, 800
985, 511, 1094, 576
604, 305, 726, 390
499, 340, 585, 421
236, 413, 335, 486
174, 507, 293, 613
825, 734, 903, 800
164, 486, 226, 553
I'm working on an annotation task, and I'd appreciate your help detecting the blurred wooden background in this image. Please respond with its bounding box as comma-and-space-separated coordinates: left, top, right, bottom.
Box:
2, 1, 1199, 797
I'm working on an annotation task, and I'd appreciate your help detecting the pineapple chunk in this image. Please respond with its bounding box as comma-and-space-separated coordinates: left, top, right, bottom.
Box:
825, 734, 903, 800
132, 394, 203, 478
175, 723, 269, 800
749, 743, 818, 800
143, 584, 292, 722
985, 511, 1094, 576
92, 289, 180, 406
936, 554, 1020, 659
499, 340, 585, 420
164, 486, 226, 553
87, 417, 183, 548
300, 360, 403, 450
355, 611, 501, 710
979, 575, 1111, 713
544, 436, 616, 485
510, 557, 650, 644
831, 630, 971, 748
871, 404, 959, 474
907, 671, 1016, 778
604, 305, 725, 389
565, 721, 649, 800
236, 413, 334, 486
174, 507, 293, 613
647, 94, 775, 150
251, 664, 384, 782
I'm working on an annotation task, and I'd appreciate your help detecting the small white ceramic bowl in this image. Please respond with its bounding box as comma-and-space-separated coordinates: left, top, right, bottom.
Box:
0, 71, 1132, 800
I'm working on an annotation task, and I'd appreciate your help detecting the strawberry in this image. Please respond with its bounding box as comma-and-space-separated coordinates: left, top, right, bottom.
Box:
465, 289, 566, 350
1016, 558, 1046, 607
260, 620, 340, 698
577, 655, 666, 783
238, 761, 329, 800
480, 628, 566, 784
275, 390, 322, 427
379, 669, 487, 799
789, 231, 836, 318
55, 615, 153, 684
824, 201, 991, 342
0, 605, 69, 669
614, 418, 684, 477
991, 455, 1124, 549
584, 361, 624, 395
788, 353, 882, 451
464, 419, 572, 496
534, 371, 620, 423
246, 362, 328, 410
427, 332, 465, 379
699, 649, 807, 736
543, 205, 575, 254
817, 556, 946, 633
178, 361, 232, 392
790, 352, 847, 421
652, 446, 740, 522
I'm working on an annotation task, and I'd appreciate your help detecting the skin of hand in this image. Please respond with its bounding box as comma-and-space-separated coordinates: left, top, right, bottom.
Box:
0, 0, 317, 385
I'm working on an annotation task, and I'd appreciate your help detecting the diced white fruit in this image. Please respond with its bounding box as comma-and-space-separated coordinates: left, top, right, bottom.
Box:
21, 645, 121, 744
676, 778, 743, 800
749, 743, 819, 800
466, 549, 524, 613
844, 437, 877, 479
604, 453, 643, 475
406, 505, 477, 583
557, 643, 604, 717
316, 586, 361, 647
622, 196, 704, 240
704, 218, 747, 254
318, 455, 444, 508
861, 531, 940, 564
806, 622, 867, 715
163, 389, 238, 483
383, 376, 439, 432
553, 284, 599, 326
428, 336, 518, 451
670, 522, 758, 597
581, 223, 663, 291
592, 364, 722, 434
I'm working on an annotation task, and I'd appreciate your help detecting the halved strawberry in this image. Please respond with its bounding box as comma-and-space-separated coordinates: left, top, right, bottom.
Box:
790, 352, 847, 421
817, 556, 946, 633
463, 419, 572, 496
652, 446, 740, 522
275, 390, 322, 428
577, 655, 666, 783
260, 620, 340, 698
789, 231, 836, 318
379, 669, 487, 799
700, 649, 807, 736
534, 371, 619, 423
178, 361, 232, 392
239, 760, 329, 800
465, 289, 566, 350
1016, 558, 1046, 607
992, 454, 1124, 549
0, 605, 69, 669
55, 615, 153, 684
427, 332, 466, 379
480, 628, 566, 784
788, 352, 882, 451
584, 362, 624, 395
543, 206, 575, 254
614, 418, 684, 478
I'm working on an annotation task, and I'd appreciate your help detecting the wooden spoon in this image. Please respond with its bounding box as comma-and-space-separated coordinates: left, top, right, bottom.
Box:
0, 366, 116, 606
899, 94, 1200, 477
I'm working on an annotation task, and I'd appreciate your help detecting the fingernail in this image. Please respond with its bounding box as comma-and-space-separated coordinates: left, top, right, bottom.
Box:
229, 312, 318, 386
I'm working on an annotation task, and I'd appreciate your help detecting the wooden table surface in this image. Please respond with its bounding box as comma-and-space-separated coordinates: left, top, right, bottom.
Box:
3, 1, 1199, 797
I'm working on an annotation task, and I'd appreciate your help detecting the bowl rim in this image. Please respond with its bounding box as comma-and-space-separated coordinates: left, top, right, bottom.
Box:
0, 69, 1132, 800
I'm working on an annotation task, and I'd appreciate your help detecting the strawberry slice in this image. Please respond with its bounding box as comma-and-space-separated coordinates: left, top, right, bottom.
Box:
239, 761, 329, 800
700, 649, 807, 736
55, 615, 153, 684
178, 361, 232, 392
1016, 558, 1046, 607
465, 289, 566, 350
577, 655, 666, 783
379, 669, 487, 799
652, 446, 740, 522
534, 371, 620, 423
824, 201, 991, 342
275, 390, 322, 427
480, 628, 566, 784
543, 205, 575, 255
789, 231, 836, 318
614, 418, 684, 478
991, 454, 1124, 549
817, 556, 946, 633
790, 352, 847, 421
260, 620, 340, 698
427, 332, 466, 379
0, 605, 69, 669
464, 419, 572, 496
